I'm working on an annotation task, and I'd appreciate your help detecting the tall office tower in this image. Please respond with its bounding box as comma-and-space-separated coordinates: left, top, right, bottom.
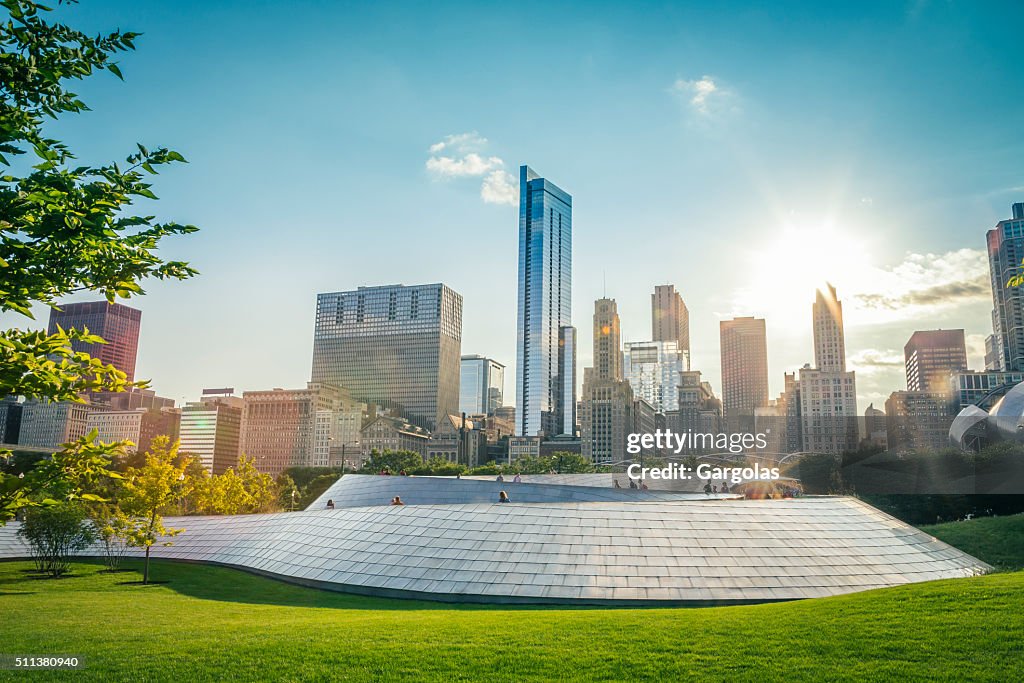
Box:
48, 301, 142, 381
556, 326, 577, 436
623, 340, 688, 412
241, 383, 363, 476
18, 400, 100, 450
580, 299, 634, 464
593, 298, 623, 381
800, 286, 858, 455
515, 165, 573, 437
310, 283, 462, 431
459, 356, 505, 416
652, 284, 690, 355
987, 203, 1024, 372
719, 317, 769, 420
904, 329, 967, 392
813, 284, 846, 372
179, 389, 243, 475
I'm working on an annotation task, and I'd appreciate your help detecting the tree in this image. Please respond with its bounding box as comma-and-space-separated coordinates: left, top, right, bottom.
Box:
1, 430, 127, 522
88, 501, 131, 572
299, 473, 340, 509
119, 437, 191, 584
234, 454, 277, 513
0, 0, 199, 522
17, 502, 94, 577
275, 474, 299, 511
359, 450, 423, 474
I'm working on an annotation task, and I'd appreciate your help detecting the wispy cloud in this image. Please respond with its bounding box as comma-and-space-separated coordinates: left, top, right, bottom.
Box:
851, 249, 989, 314
848, 348, 904, 373
669, 75, 733, 116
426, 132, 518, 205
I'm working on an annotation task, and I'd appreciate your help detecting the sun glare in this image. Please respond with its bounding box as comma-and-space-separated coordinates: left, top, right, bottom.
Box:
736, 221, 873, 328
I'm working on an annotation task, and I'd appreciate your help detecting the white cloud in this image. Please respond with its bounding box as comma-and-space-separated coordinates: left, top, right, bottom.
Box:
428, 132, 488, 155
426, 132, 518, 206
425, 153, 503, 178
670, 75, 725, 115
481, 170, 518, 206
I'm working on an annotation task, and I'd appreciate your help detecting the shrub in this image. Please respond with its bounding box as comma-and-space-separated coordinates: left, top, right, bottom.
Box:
17, 503, 96, 577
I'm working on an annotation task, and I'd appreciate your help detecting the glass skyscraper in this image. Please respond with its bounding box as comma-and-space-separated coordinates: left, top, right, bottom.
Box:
987, 203, 1024, 372
459, 355, 505, 415
311, 283, 462, 431
515, 165, 574, 437
623, 340, 689, 413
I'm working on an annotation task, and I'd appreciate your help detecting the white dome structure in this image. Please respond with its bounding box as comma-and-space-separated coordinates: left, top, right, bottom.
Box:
0, 475, 989, 605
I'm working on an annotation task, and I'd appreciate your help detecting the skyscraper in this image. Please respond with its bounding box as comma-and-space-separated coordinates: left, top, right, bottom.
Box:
904, 329, 967, 393
719, 317, 769, 419
580, 299, 634, 464
800, 286, 858, 455
987, 202, 1024, 372
592, 299, 622, 381
813, 284, 846, 372
515, 165, 573, 437
652, 284, 689, 355
459, 355, 505, 415
47, 301, 142, 381
623, 340, 688, 412
310, 283, 462, 431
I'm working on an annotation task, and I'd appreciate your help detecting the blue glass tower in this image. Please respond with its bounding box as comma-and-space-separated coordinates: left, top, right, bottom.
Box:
516, 166, 574, 436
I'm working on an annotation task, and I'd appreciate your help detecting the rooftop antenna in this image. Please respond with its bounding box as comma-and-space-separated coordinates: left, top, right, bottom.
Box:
603, 270, 606, 298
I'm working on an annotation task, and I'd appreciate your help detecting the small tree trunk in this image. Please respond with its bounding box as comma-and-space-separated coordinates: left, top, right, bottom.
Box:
144, 545, 151, 584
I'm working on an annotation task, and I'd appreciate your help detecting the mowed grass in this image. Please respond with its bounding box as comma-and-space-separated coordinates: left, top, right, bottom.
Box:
922, 513, 1024, 571
1, 555, 1022, 682
0, 515, 1021, 681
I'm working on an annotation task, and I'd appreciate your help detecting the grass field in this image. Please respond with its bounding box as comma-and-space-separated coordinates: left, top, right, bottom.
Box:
922, 513, 1024, 570
0, 516, 1022, 682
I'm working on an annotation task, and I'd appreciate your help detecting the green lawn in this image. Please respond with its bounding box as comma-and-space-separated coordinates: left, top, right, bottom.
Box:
922, 513, 1024, 571
1, 556, 1022, 682
1, 514, 1021, 681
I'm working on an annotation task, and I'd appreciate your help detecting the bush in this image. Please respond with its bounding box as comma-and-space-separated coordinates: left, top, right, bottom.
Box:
89, 503, 132, 572
17, 503, 95, 578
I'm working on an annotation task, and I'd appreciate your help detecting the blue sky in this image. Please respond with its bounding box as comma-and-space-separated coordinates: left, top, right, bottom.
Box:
5, 0, 1024, 410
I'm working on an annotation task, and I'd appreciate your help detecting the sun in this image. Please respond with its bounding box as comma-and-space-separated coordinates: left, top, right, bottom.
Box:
735, 220, 873, 328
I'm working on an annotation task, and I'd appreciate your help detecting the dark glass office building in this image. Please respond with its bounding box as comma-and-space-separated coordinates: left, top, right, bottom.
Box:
47, 301, 142, 381
311, 283, 462, 431
987, 202, 1024, 372
516, 165, 574, 437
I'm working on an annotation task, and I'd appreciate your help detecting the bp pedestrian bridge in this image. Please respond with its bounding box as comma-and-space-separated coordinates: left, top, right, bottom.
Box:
0, 474, 989, 606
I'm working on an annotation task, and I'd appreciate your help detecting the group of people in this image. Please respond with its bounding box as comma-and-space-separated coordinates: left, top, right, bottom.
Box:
703, 481, 731, 494
494, 473, 523, 483
612, 479, 648, 490
376, 468, 410, 476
